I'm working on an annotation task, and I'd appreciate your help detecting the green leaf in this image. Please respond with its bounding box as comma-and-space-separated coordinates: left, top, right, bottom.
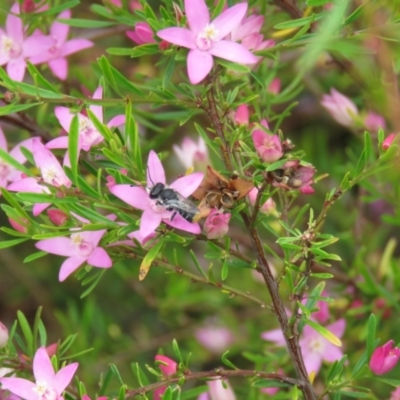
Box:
0, 67, 17, 88
68, 204, 117, 225
333, 391, 370, 398
110, 364, 125, 385
163, 56, 176, 90
17, 192, 79, 204
221, 350, 238, 370
0, 148, 33, 177
139, 239, 164, 280
27, 62, 61, 94
127, 44, 159, 58
252, 379, 292, 388
221, 259, 229, 281
106, 47, 135, 56
306, 319, 342, 346
57, 18, 116, 28
377, 378, 400, 387
216, 59, 251, 74
24, 251, 47, 263
274, 13, 325, 29
125, 101, 143, 173
36, 0, 80, 15
14, 81, 66, 99
306, 0, 330, 5
17, 311, 33, 357
190, 250, 208, 279
131, 363, 150, 387
0, 238, 29, 249
366, 314, 376, 361
80, 270, 107, 298
172, 338, 184, 364
68, 115, 80, 185
87, 109, 113, 142
0, 102, 41, 116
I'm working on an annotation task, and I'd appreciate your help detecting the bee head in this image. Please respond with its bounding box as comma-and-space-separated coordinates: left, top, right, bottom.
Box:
149, 182, 165, 199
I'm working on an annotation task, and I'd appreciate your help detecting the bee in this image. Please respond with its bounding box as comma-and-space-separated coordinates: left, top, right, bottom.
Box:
270, 168, 302, 189
149, 182, 201, 223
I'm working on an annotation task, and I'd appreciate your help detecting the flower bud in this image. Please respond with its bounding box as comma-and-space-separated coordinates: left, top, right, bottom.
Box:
203, 210, 231, 239
321, 88, 359, 127
126, 22, 155, 45
234, 104, 249, 125
382, 133, 397, 151
47, 209, 69, 226
8, 218, 28, 233
268, 78, 281, 95
0, 321, 9, 348
155, 355, 177, 376
369, 340, 400, 375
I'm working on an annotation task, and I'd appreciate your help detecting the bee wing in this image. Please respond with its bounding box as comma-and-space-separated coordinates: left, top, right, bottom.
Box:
173, 192, 200, 213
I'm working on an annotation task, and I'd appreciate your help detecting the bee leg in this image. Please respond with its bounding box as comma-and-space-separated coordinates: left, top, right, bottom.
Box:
170, 211, 177, 221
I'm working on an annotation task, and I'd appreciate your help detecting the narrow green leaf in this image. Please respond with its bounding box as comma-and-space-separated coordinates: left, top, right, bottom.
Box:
87, 109, 113, 142
106, 47, 134, 56
190, 250, 208, 279
306, 0, 330, 5
110, 364, 125, 385
0, 148, 33, 177
80, 270, 107, 298
366, 314, 376, 361
139, 239, 164, 280
162, 56, 175, 90
0, 67, 17, 88
24, 251, 47, 263
14, 82, 66, 99
32, 307, 43, 352
252, 379, 292, 388
172, 338, 184, 364
125, 101, 143, 173
306, 319, 342, 346
57, 18, 116, 28
274, 13, 325, 29
17, 311, 33, 357
0, 238, 29, 249
221, 260, 229, 281
377, 378, 400, 387
36, 0, 80, 15
68, 115, 80, 185
221, 350, 238, 370
17, 192, 79, 204
126, 44, 159, 58
132, 363, 150, 387
27, 62, 60, 94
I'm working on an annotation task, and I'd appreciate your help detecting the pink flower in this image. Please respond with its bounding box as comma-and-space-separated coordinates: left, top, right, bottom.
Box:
252, 129, 283, 163
390, 387, 400, 400
0, 322, 8, 348
0, 127, 36, 187
234, 104, 249, 125
110, 151, 203, 238
35, 225, 112, 281
126, 22, 155, 45
262, 319, 345, 375
247, 188, 277, 214
47, 86, 125, 157
47, 209, 69, 226
8, 218, 29, 233
268, 78, 281, 95
383, 133, 397, 150
0, 347, 78, 400
157, 0, 258, 84
198, 379, 236, 400
302, 291, 330, 324
82, 395, 108, 400
195, 324, 234, 353
154, 355, 177, 400
29, 10, 93, 80
173, 136, 209, 170
321, 89, 359, 127
363, 111, 386, 132
0, 3, 54, 81
203, 209, 231, 239
369, 340, 400, 375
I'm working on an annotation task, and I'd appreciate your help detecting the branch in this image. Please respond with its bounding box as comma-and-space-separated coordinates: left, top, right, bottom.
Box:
125, 368, 298, 398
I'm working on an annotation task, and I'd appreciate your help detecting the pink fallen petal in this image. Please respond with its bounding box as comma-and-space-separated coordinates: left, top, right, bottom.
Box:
187, 49, 213, 84
169, 172, 203, 197
87, 247, 112, 268
59, 256, 87, 281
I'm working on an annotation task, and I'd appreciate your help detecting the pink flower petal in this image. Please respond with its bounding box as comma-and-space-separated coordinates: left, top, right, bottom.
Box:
107, 115, 126, 127
33, 203, 51, 216
213, 3, 248, 40
157, 27, 195, 49
7, 57, 26, 81
59, 256, 87, 281
89, 86, 103, 123
9, 137, 35, 163
169, 172, 203, 197
7, 177, 46, 193
33, 347, 55, 384
46, 136, 69, 149
0, 378, 36, 400
323, 344, 343, 363
187, 49, 213, 84
209, 40, 258, 64
35, 237, 77, 257
185, 0, 209, 35
58, 38, 93, 58
23, 35, 55, 58
261, 328, 285, 345
303, 351, 322, 376
165, 215, 201, 234
87, 247, 112, 268
49, 58, 68, 80
80, 229, 107, 248
55, 106, 74, 132
53, 362, 78, 394
6, 3, 23, 43
147, 150, 166, 186
140, 208, 162, 238
51, 10, 71, 45
110, 184, 149, 210
327, 318, 346, 338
